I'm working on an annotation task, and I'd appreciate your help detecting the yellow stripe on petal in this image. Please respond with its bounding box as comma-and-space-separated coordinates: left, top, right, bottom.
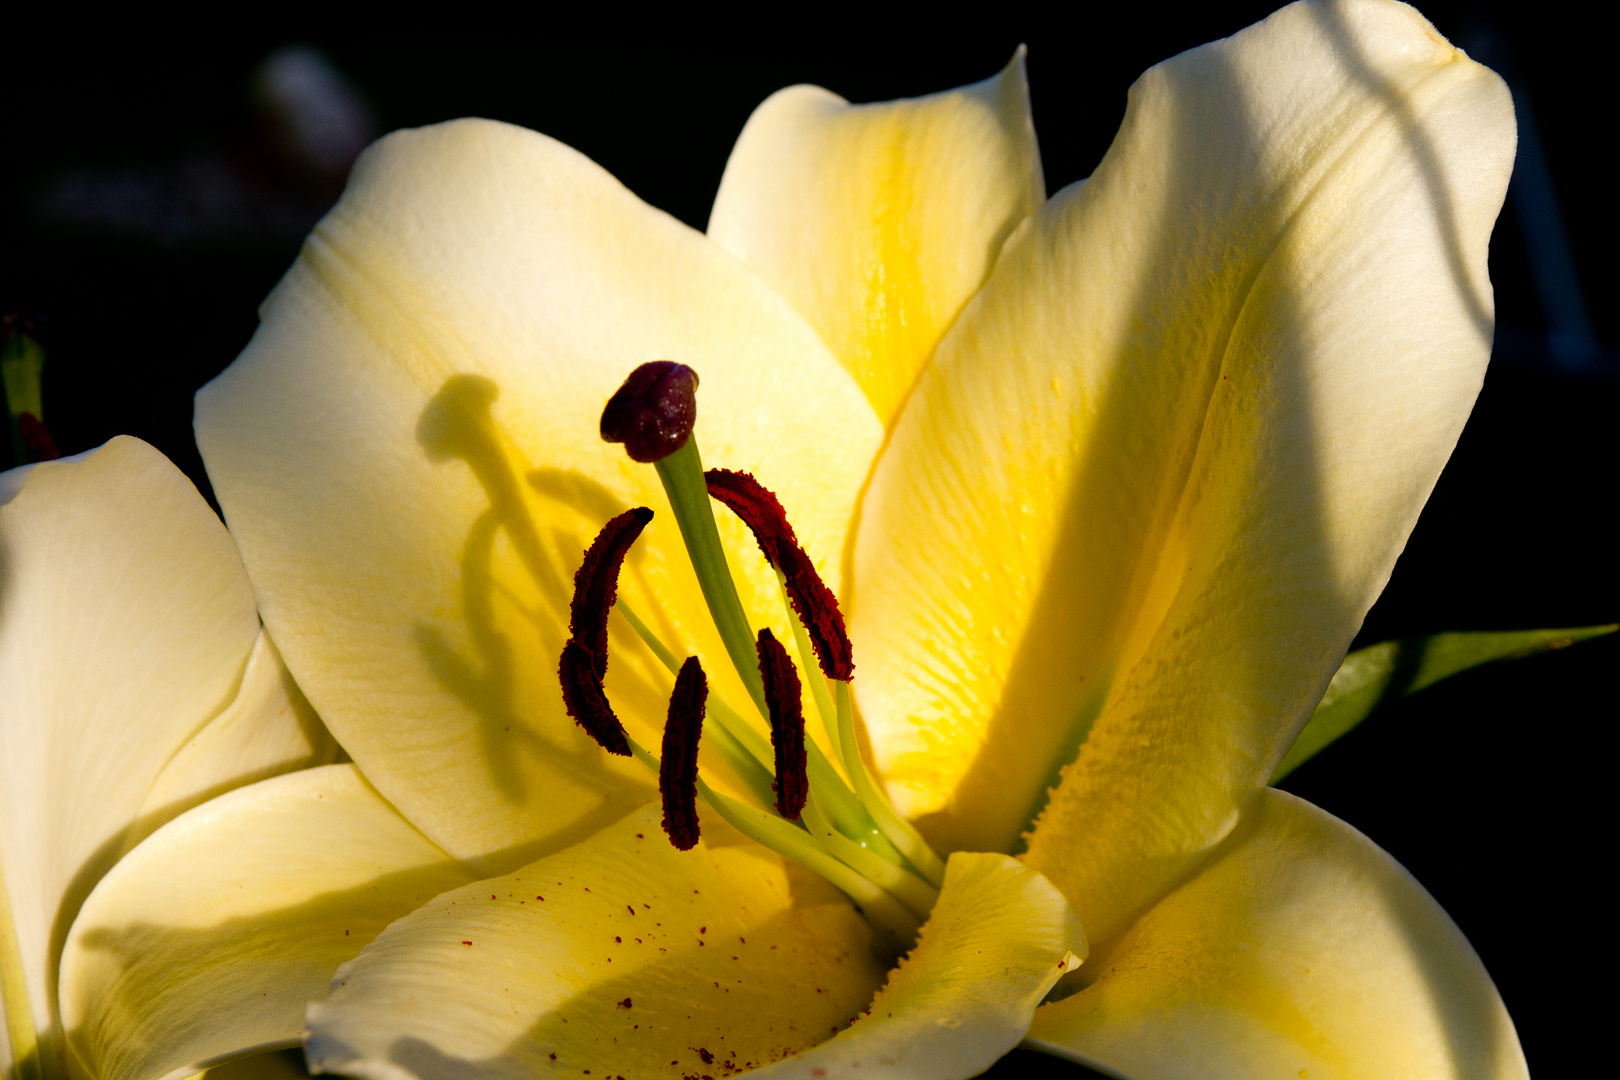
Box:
1026, 789, 1526, 1080
750, 852, 1083, 1080
196, 119, 881, 867
60, 765, 478, 1080
1, 438, 263, 1073
305, 804, 887, 1080
850, 0, 1514, 943
708, 52, 1043, 426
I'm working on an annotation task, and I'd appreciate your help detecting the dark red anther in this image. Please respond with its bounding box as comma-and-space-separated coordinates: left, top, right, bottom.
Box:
756, 628, 808, 819
705, 468, 853, 681
600, 362, 700, 463
569, 507, 654, 677
774, 542, 854, 681
704, 468, 798, 557
559, 640, 631, 756
659, 656, 707, 851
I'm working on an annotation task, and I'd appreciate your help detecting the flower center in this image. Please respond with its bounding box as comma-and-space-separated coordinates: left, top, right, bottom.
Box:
564, 361, 946, 943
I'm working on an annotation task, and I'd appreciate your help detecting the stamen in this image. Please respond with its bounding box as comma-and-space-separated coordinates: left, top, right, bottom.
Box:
660, 656, 707, 850
703, 467, 798, 557
756, 629, 808, 819
705, 469, 853, 681
569, 507, 654, 675
558, 507, 651, 757
600, 361, 699, 463
558, 640, 631, 757
775, 543, 854, 681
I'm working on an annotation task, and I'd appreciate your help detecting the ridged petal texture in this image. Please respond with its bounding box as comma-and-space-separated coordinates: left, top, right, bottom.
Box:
708, 50, 1043, 427
304, 804, 887, 1080
748, 852, 1083, 1080
848, 0, 1515, 947
1, 438, 330, 1077
60, 765, 477, 1080
195, 119, 882, 868
1025, 789, 1527, 1080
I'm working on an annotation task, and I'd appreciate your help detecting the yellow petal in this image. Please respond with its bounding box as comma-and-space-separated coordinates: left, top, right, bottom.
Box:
59, 765, 478, 1080
849, 0, 1514, 936
707, 51, 1043, 426
1, 438, 262, 1072
122, 630, 339, 856
1025, 789, 1526, 1080
750, 852, 1083, 1080
305, 804, 887, 1080
195, 119, 882, 866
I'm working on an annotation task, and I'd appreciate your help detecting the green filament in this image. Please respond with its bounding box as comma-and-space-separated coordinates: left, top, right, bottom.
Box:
836, 681, 947, 887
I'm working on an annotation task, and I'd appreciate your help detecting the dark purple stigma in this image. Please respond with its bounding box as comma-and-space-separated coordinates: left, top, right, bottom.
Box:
705, 469, 854, 681
660, 656, 707, 851
569, 507, 654, 677
558, 639, 631, 756
600, 362, 700, 463
756, 629, 808, 819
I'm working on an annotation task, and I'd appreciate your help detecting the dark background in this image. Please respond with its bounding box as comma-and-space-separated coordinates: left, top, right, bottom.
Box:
5, 4, 1612, 1076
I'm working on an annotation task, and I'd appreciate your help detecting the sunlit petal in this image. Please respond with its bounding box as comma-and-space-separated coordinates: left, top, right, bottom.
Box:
1025, 789, 1526, 1080
750, 852, 1082, 1080
195, 119, 882, 867
850, 0, 1514, 942
708, 51, 1043, 426
0, 438, 261, 1067
305, 804, 886, 1080
60, 765, 477, 1080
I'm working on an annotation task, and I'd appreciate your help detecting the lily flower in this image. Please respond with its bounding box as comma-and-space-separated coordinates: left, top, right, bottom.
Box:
51, 2, 1524, 1078
0, 437, 337, 1080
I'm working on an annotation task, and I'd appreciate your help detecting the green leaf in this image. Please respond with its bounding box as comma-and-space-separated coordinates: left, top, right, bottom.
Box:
1270, 625, 1617, 784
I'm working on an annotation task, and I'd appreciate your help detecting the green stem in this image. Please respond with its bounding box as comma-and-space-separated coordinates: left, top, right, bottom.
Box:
653, 437, 767, 717
645, 445, 905, 866
804, 741, 905, 864
616, 602, 778, 809
801, 794, 938, 919
623, 734, 918, 943
837, 681, 947, 887
697, 779, 920, 943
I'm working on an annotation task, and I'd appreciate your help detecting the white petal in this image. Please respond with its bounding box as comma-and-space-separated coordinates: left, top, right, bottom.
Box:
122, 630, 339, 856
305, 804, 886, 1080
751, 852, 1083, 1080
1, 438, 261, 1069
708, 52, 1043, 426
847, 0, 1514, 948
1025, 789, 1526, 1080
60, 765, 477, 1080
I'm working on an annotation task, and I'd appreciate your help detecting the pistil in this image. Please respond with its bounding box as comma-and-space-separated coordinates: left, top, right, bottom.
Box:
565, 361, 949, 944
